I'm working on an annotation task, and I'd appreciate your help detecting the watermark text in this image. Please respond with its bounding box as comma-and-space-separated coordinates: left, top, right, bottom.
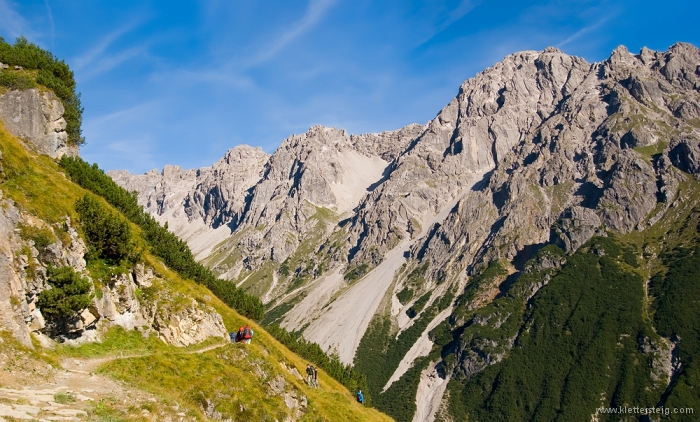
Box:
595, 406, 694, 416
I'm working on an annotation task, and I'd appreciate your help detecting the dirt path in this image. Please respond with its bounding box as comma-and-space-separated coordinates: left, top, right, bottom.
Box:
62, 340, 229, 374
0, 341, 229, 421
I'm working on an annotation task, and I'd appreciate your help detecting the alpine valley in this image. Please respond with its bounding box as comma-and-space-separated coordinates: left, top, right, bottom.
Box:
110, 42, 700, 421
2, 35, 700, 422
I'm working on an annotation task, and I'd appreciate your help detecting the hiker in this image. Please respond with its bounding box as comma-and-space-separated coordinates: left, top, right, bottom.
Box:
356, 390, 364, 405
312, 364, 319, 388
242, 325, 253, 344
306, 364, 317, 387
234, 326, 245, 343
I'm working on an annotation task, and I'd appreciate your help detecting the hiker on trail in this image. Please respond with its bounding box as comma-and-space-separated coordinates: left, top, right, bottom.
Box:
312, 364, 319, 388
234, 326, 245, 343
306, 364, 317, 387
356, 390, 364, 405
242, 325, 253, 344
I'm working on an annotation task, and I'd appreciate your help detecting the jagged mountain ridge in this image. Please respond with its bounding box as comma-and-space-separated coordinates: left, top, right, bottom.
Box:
112, 43, 700, 421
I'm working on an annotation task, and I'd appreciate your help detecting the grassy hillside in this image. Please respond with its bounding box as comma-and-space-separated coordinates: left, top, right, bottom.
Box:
0, 122, 392, 421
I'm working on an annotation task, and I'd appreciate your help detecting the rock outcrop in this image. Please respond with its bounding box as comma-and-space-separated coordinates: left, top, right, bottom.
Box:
0, 89, 78, 158
0, 195, 35, 347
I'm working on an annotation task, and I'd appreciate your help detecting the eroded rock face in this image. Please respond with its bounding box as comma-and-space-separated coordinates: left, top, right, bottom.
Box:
108, 145, 269, 260
552, 206, 603, 252
669, 135, 700, 174
0, 198, 34, 347
152, 298, 227, 347
0, 89, 78, 158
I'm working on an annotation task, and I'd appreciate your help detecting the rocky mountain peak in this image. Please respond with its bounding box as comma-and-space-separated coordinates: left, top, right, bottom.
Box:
112, 44, 700, 387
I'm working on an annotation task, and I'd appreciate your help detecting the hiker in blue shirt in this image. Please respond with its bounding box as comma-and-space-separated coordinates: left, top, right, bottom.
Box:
356, 390, 364, 405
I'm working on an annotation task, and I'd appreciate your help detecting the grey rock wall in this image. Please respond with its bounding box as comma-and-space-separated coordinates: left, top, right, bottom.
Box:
0, 89, 78, 158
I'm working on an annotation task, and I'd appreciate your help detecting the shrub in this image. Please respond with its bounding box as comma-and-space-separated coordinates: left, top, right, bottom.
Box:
18, 224, 55, 249
344, 263, 369, 282
0, 70, 36, 90
75, 194, 136, 263
396, 287, 413, 305
37, 266, 92, 319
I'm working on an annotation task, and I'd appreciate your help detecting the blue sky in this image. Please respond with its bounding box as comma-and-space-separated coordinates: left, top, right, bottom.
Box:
1, 0, 698, 173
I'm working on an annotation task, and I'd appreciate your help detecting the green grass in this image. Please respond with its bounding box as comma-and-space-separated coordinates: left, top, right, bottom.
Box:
58, 326, 171, 359
546, 180, 575, 215
634, 140, 668, 163
1, 124, 389, 420
90, 295, 391, 421
0, 122, 84, 223
239, 260, 277, 297
53, 391, 76, 404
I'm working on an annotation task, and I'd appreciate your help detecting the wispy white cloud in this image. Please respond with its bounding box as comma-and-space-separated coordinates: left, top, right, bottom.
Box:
82, 102, 161, 172
441, 0, 483, 30
71, 19, 149, 80
416, 0, 484, 48
72, 21, 140, 69
0, 0, 38, 40
83, 135, 158, 173
84, 101, 158, 129
150, 0, 336, 91
556, 14, 612, 48
247, 0, 336, 66
77, 46, 149, 80
161, 66, 256, 90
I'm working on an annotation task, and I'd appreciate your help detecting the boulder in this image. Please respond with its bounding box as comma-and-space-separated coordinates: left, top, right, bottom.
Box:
553, 207, 603, 253
669, 135, 700, 174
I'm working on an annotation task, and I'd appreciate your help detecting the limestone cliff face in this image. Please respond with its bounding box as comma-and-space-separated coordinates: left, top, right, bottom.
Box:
0, 88, 78, 158
111, 43, 700, 370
